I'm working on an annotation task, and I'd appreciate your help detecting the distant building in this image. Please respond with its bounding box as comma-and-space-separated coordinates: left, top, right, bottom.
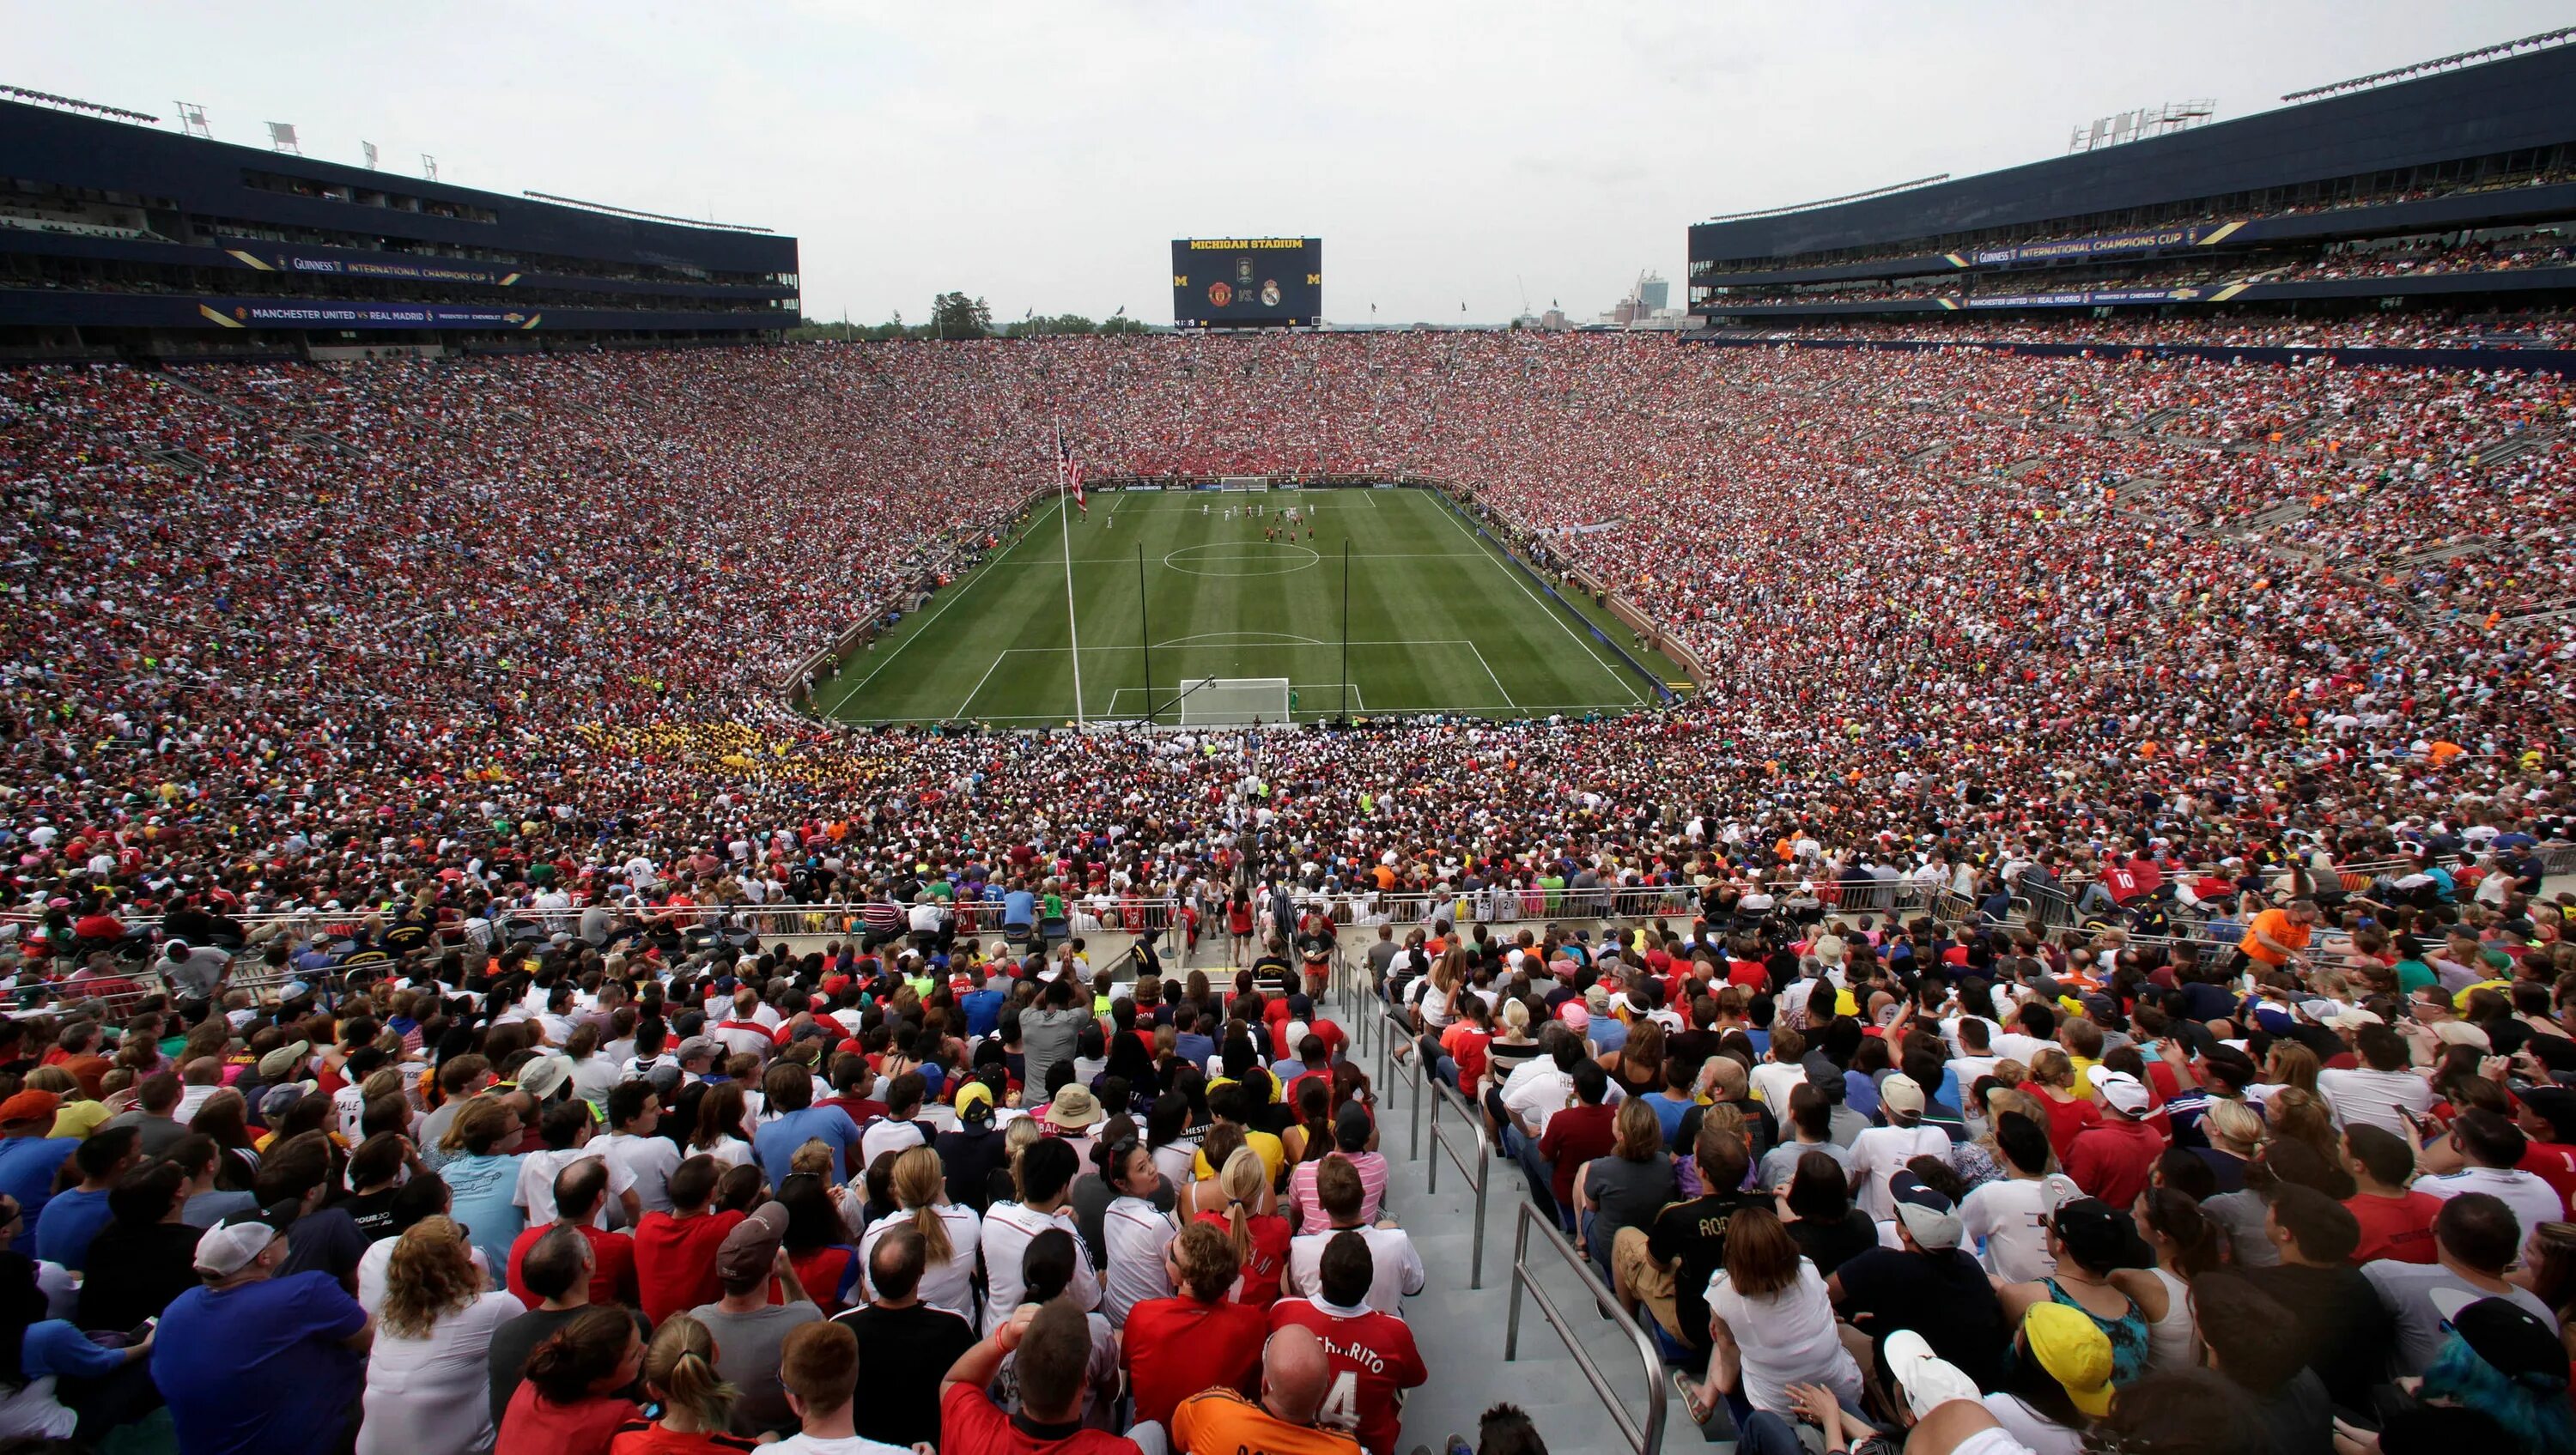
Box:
1637, 271, 1669, 311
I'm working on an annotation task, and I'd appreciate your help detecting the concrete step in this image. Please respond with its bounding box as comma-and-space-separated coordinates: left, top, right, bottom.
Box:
1363, 1035, 1679, 1455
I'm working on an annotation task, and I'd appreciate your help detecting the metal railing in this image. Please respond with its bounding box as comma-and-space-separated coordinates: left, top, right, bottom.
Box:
1375, 1007, 1423, 1162
1504, 1198, 1668, 1455
1421, 1071, 1492, 1287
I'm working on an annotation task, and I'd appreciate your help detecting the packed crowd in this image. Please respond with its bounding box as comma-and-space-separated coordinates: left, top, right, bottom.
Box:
0, 930, 1435, 1455
0, 322, 2568, 1453
0, 330, 2570, 964
1386, 870, 2576, 1455
1719, 310, 2576, 349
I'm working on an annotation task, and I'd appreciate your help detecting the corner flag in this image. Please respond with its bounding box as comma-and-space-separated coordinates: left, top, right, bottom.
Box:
1055, 427, 1085, 515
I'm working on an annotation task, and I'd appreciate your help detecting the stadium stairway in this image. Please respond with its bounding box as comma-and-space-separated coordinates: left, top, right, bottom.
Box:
1340, 979, 1688, 1455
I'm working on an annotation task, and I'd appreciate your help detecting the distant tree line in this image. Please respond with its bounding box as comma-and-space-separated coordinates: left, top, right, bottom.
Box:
789, 292, 1149, 342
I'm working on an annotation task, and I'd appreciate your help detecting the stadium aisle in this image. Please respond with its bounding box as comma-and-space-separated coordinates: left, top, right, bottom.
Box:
1354, 1009, 1678, 1455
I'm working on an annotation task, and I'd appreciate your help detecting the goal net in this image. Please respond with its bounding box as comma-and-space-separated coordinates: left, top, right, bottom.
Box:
1176, 677, 1291, 726
1218, 476, 1271, 492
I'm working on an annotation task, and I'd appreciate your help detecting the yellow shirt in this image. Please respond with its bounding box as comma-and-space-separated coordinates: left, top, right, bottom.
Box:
49, 1101, 112, 1140
2068, 1055, 2101, 1100
1192, 1128, 1285, 1185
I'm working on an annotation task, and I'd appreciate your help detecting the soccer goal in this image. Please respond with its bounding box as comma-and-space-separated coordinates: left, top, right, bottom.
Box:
1176, 677, 1291, 726
1218, 476, 1271, 492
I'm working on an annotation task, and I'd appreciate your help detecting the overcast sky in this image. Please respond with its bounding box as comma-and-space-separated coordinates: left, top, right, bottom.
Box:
14, 2, 2571, 324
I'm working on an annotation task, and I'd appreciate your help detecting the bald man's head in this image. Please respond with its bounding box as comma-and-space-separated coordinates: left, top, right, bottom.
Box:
1261, 1325, 1334, 1426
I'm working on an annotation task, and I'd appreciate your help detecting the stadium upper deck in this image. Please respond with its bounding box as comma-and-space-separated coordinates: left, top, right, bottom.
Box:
1690, 40, 2576, 327
0, 99, 798, 354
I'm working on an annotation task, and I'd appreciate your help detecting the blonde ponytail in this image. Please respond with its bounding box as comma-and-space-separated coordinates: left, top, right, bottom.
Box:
892, 1146, 954, 1265
1218, 1145, 1264, 1262
643, 1315, 738, 1430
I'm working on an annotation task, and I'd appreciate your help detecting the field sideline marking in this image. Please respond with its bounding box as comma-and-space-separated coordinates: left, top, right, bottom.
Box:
1061, 550, 1481, 563
1422, 498, 1644, 706
1157, 630, 1327, 647
984, 639, 1479, 654
952, 651, 1012, 720
875, 697, 1638, 724
1467, 641, 1520, 713
817, 514, 1048, 718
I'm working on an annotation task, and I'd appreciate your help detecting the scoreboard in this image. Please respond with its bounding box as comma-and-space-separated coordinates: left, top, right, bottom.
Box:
1171, 238, 1321, 327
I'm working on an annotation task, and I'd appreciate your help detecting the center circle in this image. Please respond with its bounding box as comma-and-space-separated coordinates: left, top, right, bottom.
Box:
1163, 543, 1321, 578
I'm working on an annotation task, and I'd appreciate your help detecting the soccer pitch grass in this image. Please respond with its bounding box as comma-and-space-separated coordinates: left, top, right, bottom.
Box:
811, 486, 1674, 725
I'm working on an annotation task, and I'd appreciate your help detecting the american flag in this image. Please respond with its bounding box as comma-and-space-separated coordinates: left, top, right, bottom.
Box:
1055, 427, 1085, 513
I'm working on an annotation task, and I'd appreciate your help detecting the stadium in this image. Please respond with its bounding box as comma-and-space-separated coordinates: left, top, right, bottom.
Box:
3, 15, 2576, 1455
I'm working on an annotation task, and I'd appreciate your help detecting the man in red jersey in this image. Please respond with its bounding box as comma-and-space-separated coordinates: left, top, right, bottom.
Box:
1268, 1232, 1425, 1455
1121, 1222, 1266, 1428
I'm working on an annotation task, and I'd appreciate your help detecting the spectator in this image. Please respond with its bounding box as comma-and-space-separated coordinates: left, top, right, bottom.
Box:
495, 1305, 647, 1455
754, 1063, 861, 1185
358, 1216, 525, 1455
2063, 1070, 2163, 1210
609, 1314, 756, 1455
1995, 1199, 2151, 1390
1573, 1097, 1674, 1283
154, 1207, 373, 1455
1678, 1205, 1862, 1428
77, 1160, 204, 1330
2191, 1273, 2334, 1455
2364, 1190, 2559, 1376
1122, 1221, 1266, 1429
635, 1155, 747, 1325
983, 1139, 1098, 1334
1285, 1155, 1424, 1317
2342, 1125, 2441, 1264
508, 1157, 640, 1311
33, 1125, 137, 1272
939, 1299, 1143, 1453
2245, 1184, 2391, 1412
1169, 1324, 1357, 1455
829, 1227, 977, 1452
2418, 1108, 2563, 1248
855, 1145, 980, 1322
1270, 1232, 1426, 1455
765, 1320, 906, 1455
690, 1200, 820, 1438
1830, 1168, 2009, 1389
0, 1093, 76, 1236
0, 1248, 154, 1440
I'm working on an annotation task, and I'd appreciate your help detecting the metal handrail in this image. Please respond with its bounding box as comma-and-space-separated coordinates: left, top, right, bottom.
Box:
1422, 1071, 1492, 1287
1504, 1198, 1668, 1455
1376, 1008, 1423, 1163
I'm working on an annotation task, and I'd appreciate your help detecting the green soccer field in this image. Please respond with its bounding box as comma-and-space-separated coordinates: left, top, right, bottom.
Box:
810, 486, 1673, 725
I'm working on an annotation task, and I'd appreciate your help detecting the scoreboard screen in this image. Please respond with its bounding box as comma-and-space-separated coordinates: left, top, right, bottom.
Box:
1171, 238, 1321, 327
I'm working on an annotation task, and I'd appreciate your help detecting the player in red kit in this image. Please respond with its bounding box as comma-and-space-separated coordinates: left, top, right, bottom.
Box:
1267, 1231, 1426, 1455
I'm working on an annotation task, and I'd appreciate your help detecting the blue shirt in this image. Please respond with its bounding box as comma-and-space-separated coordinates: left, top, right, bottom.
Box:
960, 988, 1007, 1040
1642, 1091, 1695, 1144
1004, 890, 1038, 927
155, 1271, 366, 1455
32, 1186, 112, 1271
439, 1151, 526, 1272
22, 1319, 123, 1380
755, 1106, 864, 1184
0, 1137, 77, 1233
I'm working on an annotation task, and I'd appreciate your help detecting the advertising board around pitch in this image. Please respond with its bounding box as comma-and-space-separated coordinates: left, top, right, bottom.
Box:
1171, 237, 1321, 327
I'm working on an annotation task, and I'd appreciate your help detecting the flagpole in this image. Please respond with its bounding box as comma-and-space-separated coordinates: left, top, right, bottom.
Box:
1058, 426, 1085, 730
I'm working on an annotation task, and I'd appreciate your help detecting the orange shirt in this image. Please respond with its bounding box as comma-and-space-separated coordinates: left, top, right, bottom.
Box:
1171, 1389, 1361, 1455
2238, 908, 2311, 967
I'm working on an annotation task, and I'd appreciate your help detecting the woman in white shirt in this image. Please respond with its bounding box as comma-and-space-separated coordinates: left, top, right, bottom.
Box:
355, 1216, 525, 1455
857, 1146, 981, 1322
686, 1082, 755, 1170
1678, 1205, 1862, 1427
1097, 1138, 1177, 1326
